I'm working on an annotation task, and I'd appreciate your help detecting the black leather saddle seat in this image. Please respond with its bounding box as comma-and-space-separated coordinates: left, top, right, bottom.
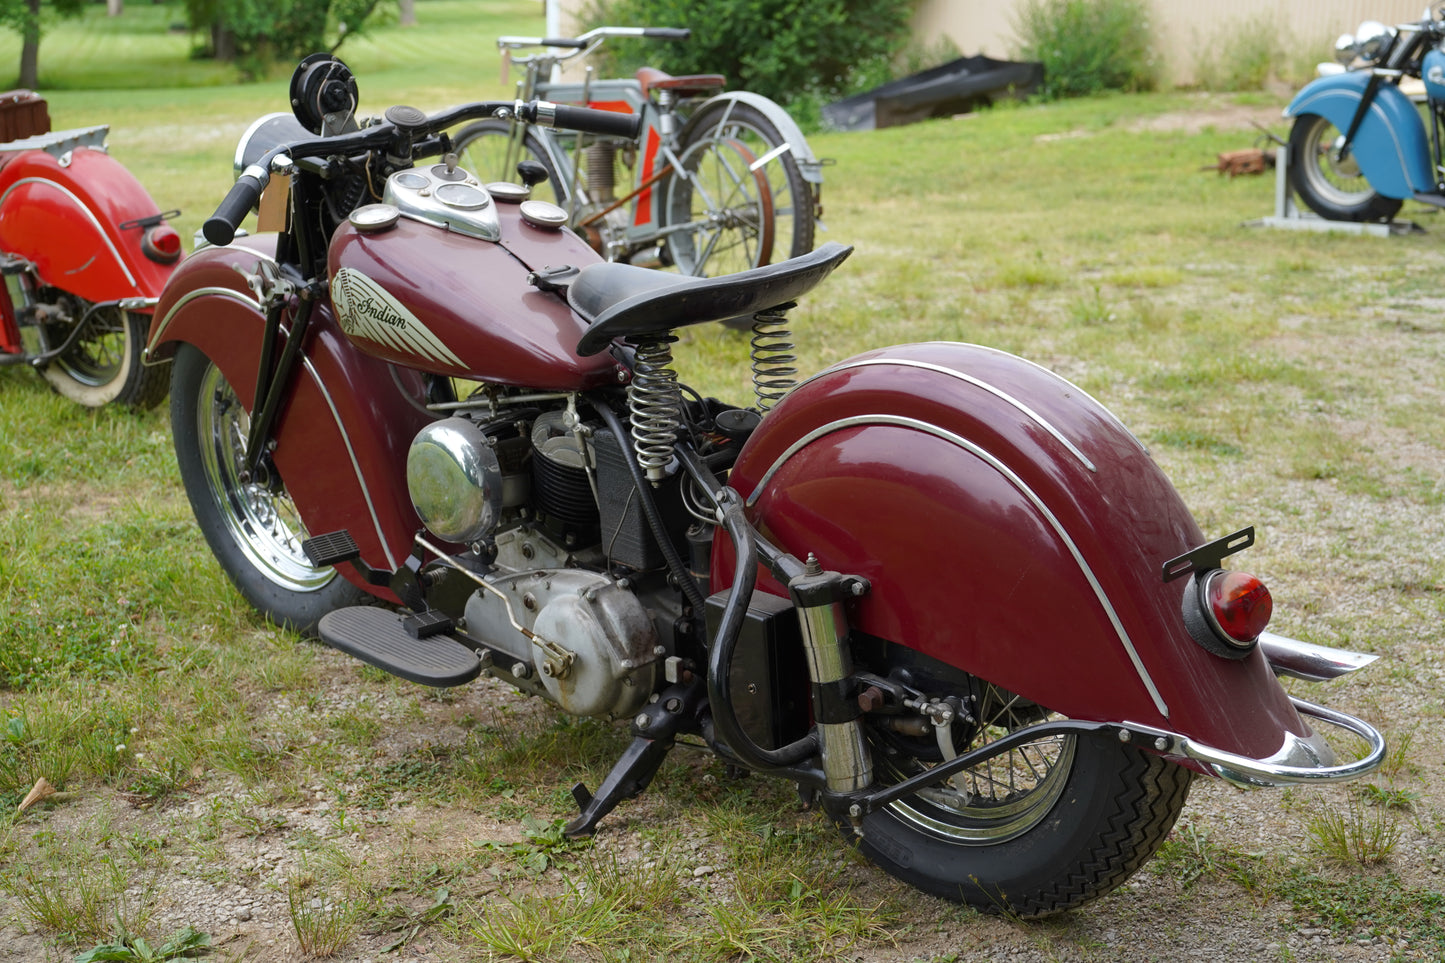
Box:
571, 242, 853, 357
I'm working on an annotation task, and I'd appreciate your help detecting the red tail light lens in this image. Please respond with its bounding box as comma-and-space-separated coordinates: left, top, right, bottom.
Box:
1205, 570, 1272, 644
142, 225, 182, 263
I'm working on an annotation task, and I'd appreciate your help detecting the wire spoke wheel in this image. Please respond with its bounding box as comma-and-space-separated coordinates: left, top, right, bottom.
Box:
1287, 112, 1403, 222
171, 344, 366, 634
666, 100, 813, 277
884, 687, 1074, 845
835, 675, 1192, 917
37, 293, 168, 408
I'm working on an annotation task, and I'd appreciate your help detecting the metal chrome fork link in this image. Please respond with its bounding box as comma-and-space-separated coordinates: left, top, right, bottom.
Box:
749, 301, 797, 411
627, 332, 682, 483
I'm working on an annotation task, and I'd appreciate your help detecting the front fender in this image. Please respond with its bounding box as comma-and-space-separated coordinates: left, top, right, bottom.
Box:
719, 342, 1311, 764
149, 237, 433, 589
1285, 72, 1433, 197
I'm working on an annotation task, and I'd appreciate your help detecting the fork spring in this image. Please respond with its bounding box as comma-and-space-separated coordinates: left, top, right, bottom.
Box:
628, 334, 682, 482
749, 301, 798, 411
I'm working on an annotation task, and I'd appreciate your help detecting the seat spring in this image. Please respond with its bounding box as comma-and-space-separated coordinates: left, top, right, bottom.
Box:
750, 301, 798, 411
628, 333, 682, 482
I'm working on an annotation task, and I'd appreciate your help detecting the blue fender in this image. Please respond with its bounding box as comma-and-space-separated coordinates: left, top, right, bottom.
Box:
1285, 72, 1433, 198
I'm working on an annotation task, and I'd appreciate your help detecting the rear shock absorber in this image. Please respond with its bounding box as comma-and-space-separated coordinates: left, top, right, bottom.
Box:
749, 301, 797, 411
628, 333, 681, 482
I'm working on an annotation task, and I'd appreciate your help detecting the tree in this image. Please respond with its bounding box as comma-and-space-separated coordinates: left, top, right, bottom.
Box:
185, 0, 388, 73
1, 0, 86, 89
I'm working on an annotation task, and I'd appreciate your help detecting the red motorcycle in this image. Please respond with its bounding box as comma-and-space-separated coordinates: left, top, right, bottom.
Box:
0, 90, 181, 409
147, 56, 1385, 916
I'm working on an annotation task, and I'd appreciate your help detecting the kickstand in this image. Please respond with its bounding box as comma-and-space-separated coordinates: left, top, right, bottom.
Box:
564, 679, 704, 837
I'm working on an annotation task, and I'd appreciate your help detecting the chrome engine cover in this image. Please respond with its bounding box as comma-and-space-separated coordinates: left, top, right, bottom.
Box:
463, 568, 661, 719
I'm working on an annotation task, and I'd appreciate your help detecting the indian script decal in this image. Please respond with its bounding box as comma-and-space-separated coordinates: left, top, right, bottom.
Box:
331, 267, 464, 368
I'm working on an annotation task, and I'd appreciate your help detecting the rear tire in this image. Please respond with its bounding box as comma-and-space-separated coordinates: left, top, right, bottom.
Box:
170, 343, 368, 635
833, 682, 1192, 917
665, 100, 815, 277
1288, 112, 1404, 222
38, 297, 168, 409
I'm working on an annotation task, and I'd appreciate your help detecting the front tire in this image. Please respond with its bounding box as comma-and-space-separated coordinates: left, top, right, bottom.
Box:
834, 682, 1192, 917
170, 344, 368, 635
1288, 112, 1404, 222
38, 296, 169, 409
453, 119, 565, 205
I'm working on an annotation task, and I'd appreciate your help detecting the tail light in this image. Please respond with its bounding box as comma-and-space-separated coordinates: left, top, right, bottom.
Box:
1182, 568, 1271, 660
142, 225, 182, 264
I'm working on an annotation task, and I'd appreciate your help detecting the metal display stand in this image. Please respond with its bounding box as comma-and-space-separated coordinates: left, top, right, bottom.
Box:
1248, 143, 1423, 236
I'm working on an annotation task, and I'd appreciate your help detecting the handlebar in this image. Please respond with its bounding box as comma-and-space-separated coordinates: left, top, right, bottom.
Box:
202, 99, 646, 247
497, 26, 690, 56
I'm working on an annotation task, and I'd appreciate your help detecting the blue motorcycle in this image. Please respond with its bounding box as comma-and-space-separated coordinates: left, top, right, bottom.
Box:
1286, 13, 1445, 222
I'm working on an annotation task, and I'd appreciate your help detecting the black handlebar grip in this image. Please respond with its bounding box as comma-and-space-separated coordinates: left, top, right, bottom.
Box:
547, 103, 644, 140
642, 28, 690, 39
538, 37, 589, 48
203, 170, 267, 246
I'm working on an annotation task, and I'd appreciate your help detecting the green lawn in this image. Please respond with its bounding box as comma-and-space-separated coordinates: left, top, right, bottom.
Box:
2, 4, 1444, 961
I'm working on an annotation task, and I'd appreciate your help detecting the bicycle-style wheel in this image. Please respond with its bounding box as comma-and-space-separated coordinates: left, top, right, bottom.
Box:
664, 99, 815, 276
453, 119, 565, 204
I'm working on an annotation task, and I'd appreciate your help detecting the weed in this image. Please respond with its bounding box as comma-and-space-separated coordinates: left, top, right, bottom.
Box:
1307, 796, 1402, 865
286, 876, 361, 959
75, 926, 212, 962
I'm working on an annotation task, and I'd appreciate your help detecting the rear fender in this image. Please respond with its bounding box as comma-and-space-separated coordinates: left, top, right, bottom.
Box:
717, 342, 1310, 763
148, 237, 433, 593
1285, 73, 1433, 197
695, 91, 824, 183
0, 145, 176, 301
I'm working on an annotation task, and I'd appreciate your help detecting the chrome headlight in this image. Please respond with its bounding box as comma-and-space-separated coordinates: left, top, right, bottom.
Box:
1354, 20, 1397, 63
1333, 32, 1359, 65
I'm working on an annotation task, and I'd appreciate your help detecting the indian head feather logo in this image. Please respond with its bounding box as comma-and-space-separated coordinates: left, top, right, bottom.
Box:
331, 268, 464, 368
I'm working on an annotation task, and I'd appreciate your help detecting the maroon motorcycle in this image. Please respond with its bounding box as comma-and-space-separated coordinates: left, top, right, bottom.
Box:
146, 56, 1385, 917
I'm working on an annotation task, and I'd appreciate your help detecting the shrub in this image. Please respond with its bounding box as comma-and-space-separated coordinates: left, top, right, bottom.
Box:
583, 0, 912, 109
1011, 0, 1159, 100
1192, 13, 1285, 91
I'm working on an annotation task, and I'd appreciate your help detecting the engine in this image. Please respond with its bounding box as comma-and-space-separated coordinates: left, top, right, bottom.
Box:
405, 402, 680, 719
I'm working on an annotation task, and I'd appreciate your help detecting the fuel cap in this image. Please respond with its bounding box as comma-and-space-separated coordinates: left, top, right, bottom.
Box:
348, 203, 400, 232
520, 199, 567, 230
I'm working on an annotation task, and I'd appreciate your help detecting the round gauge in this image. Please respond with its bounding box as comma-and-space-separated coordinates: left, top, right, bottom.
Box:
393, 171, 429, 191
435, 183, 490, 210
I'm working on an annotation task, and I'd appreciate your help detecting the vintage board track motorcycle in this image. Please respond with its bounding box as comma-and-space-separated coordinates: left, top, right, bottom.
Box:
146, 56, 1385, 916
0, 89, 180, 408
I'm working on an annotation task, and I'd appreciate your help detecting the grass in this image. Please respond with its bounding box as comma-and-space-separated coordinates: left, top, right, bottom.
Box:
1, 1, 1444, 959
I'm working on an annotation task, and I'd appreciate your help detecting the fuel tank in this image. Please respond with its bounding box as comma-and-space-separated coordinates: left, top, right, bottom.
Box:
0, 145, 175, 302
717, 341, 1311, 764
327, 204, 620, 388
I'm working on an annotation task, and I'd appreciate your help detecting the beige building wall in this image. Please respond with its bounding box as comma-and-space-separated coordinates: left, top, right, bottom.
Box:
912, 0, 1430, 86
552, 0, 1431, 86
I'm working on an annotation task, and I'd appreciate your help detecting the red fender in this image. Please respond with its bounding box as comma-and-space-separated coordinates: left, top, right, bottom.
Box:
147, 236, 430, 593
716, 341, 1309, 763
0, 146, 176, 348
